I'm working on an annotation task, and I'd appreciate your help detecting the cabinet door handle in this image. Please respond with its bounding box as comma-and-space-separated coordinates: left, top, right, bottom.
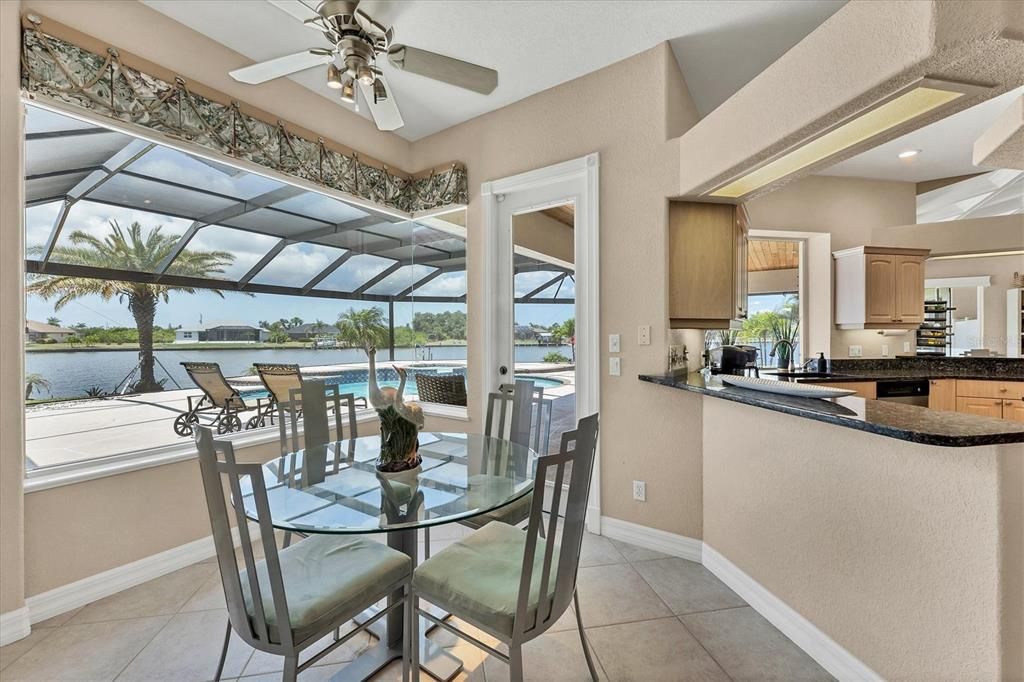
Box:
1000, 387, 1008, 392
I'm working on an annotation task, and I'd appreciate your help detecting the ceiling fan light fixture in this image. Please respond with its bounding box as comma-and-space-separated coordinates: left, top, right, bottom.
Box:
372, 77, 387, 103
339, 78, 356, 104
326, 63, 343, 89
356, 65, 375, 86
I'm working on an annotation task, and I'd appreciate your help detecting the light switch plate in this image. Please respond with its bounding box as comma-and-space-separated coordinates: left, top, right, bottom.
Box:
903, 341, 911, 353
881, 344, 889, 357
637, 325, 651, 346
849, 345, 863, 357
609, 334, 621, 353
609, 357, 621, 376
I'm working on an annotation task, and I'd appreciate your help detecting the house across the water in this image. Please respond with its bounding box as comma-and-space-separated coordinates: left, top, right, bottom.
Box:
25, 320, 77, 343
174, 321, 268, 344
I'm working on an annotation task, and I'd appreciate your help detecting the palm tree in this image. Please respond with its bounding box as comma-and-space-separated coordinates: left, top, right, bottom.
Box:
27, 221, 234, 392
555, 318, 576, 362
25, 373, 50, 400
336, 306, 388, 353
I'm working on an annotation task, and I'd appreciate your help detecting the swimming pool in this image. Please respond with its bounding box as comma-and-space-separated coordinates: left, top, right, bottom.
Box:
237, 370, 563, 402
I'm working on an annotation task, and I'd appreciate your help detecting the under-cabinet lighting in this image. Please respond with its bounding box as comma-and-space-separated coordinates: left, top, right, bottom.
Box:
898, 149, 922, 159
928, 250, 1024, 261
709, 79, 987, 199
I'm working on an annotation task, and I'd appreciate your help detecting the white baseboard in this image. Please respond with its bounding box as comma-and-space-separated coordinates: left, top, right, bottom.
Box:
25, 526, 248, 626
599, 515, 702, 562
702, 543, 881, 682
0, 606, 31, 647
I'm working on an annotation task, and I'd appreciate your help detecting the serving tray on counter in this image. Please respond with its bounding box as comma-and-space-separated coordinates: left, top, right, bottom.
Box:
720, 375, 857, 399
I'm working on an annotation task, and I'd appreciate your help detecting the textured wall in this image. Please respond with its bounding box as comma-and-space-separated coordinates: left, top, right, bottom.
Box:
701, 396, 1020, 679
0, 0, 25, 617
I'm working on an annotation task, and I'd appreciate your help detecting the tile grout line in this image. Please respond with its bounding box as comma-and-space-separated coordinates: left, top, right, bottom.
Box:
675, 614, 737, 682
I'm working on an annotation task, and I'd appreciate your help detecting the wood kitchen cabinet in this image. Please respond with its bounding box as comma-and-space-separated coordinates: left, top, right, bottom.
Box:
928, 379, 957, 411
953, 380, 1024, 421
811, 381, 877, 399
833, 246, 930, 330
669, 201, 748, 329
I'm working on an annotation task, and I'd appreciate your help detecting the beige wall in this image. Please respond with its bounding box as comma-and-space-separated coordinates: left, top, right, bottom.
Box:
411, 43, 706, 537
702, 396, 1022, 680
512, 211, 574, 265
749, 268, 798, 295
1, 0, 26, 616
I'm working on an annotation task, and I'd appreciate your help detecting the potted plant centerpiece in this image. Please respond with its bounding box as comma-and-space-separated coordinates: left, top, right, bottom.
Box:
337, 307, 424, 475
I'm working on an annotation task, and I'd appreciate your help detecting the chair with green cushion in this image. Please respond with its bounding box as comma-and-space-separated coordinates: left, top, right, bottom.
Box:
194, 426, 414, 682
411, 413, 601, 682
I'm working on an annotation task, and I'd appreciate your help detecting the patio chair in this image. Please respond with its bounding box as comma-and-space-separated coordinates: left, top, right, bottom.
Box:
174, 362, 253, 437
194, 426, 413, 682
249, 363, 303, 430
411, 413, 601, 682
415, 372, 467, 406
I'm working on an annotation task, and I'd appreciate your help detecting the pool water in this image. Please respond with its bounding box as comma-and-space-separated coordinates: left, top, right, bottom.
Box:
239, 373, 563, 402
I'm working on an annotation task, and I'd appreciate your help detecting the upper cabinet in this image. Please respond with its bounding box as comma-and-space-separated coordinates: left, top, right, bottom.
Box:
669, 201, 748, 329
834, 246, 930, 330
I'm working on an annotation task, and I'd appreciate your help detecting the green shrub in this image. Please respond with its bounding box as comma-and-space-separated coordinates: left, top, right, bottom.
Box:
543, 352, 570, 363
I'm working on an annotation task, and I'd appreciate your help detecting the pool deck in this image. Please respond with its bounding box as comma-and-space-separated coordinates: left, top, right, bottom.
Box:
26, 364, 576, 471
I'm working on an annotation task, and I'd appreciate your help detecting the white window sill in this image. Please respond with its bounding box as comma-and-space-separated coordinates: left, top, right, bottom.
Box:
24, 403, 469, 493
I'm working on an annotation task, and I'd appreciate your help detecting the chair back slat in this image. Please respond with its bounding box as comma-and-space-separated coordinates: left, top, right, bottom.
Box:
194, 427, 294, 650
276, 380, 359, 458
484, 380, 537, 448
182, 362, 246, 410
513, 413, 599, 640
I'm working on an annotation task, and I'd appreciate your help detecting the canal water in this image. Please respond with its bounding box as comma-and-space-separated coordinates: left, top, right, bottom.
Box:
26, 345, 574, 398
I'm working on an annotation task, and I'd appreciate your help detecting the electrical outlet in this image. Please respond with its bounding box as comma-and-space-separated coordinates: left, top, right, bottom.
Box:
632, 480, 646, 502
637, 325, 651, 346
903, 341, 911, 353
881, 344, 890, 357
609, 334, 621, 353
609, 357, 621, 376
849, 345, 863, 357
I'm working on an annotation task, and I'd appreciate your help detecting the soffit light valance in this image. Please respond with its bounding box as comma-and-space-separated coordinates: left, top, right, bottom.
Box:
20, 16, 467, 215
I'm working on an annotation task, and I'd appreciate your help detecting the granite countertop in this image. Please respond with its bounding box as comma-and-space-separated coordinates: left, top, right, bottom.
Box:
638, 372, 1024, 447
787, 370, 1024, 383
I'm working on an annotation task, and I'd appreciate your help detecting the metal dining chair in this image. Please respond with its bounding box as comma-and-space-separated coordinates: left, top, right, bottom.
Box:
276, 379, 359, 547
410, 413, 601, 682
194, 426, 414, 682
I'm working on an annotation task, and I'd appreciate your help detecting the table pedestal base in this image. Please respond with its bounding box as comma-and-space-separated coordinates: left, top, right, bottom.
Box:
328, 634, 462, 682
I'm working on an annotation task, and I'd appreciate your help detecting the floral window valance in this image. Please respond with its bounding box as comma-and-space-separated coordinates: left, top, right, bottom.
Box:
20, 21, 467, 214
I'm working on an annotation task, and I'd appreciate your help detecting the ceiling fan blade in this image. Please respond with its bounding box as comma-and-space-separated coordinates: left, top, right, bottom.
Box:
357, 76, 404, 131
267, 0, 321, 25
354, 8, 390, 38
229, 49, 333, 84
387, 45, 497, 95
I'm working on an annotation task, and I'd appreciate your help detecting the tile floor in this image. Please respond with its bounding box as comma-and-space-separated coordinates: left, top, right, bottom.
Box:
0, 528, 833, 681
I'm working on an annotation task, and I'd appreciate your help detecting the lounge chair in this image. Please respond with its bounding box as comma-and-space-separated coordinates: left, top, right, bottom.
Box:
415, 372, 468, 406
251, 363, 366, 429
174, 362, 253, 436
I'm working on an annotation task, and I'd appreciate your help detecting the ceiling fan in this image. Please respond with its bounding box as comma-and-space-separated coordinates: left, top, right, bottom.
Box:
229, 0, 499, 132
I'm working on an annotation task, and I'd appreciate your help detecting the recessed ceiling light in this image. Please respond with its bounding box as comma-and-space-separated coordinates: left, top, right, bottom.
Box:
898, 149, 922, 159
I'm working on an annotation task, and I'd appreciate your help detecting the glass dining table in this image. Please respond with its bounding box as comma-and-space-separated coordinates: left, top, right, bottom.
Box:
239, 431, 537, 681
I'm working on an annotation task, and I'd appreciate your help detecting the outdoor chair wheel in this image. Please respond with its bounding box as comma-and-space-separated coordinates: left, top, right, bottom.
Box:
173, 413, 199, 437
217, 414, 242, 434
245, 415, 265, 430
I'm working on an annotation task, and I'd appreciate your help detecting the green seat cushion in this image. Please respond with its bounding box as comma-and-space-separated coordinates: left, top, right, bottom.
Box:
241, 534, 411, 643
413, 521, 559, 638
459, 491, 533, 530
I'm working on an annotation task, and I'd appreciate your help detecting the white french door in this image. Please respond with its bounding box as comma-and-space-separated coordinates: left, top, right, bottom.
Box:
481, 154, 601, 530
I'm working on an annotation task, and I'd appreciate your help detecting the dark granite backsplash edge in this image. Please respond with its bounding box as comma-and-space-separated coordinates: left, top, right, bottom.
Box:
831, 357, 1024, 376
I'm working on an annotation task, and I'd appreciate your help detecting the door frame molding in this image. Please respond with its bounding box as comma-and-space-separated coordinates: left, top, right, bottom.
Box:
481, 153, 601, 531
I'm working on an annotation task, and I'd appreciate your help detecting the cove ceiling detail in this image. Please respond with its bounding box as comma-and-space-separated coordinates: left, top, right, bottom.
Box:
20, 21, 467, 214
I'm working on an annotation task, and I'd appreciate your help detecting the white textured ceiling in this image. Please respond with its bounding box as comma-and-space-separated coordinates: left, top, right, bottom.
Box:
821, 86, 1024, 182
142, 0, 845, 141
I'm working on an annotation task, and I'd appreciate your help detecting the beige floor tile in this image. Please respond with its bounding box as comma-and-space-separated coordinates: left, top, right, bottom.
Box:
116, 609, 252, 680
681, 607, 834, 681
632, 557, 746, 615
1, 616, 169, 681
578, 533, 625, 568
32, 607, 83, 629
0, 629, 54, 672
179, 568, 227, 613
574, 563, 672, 627
586, 617, 730, 681
241, 625, 372, 676
483, 629, 606, 682
607, 539, 670, 563
239, 662, 346, 681
68, 563, 217, 625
